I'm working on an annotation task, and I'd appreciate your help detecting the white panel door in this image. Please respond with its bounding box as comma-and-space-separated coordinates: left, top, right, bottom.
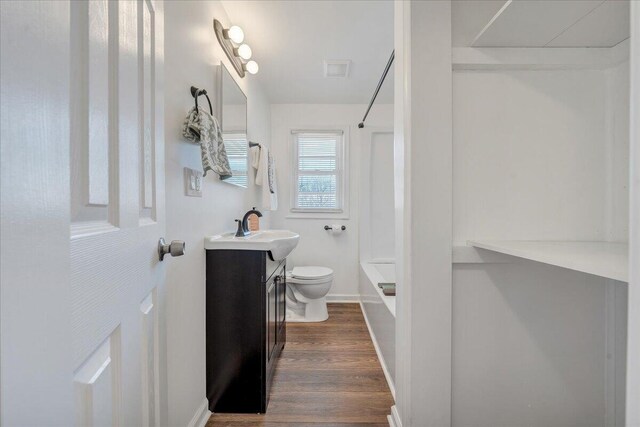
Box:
626, 2, 640, 426
1, 1, 167, 426
69, 0, 167, 425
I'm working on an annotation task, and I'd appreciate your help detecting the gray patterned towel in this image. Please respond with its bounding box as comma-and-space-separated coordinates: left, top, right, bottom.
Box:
182, 107, 232, 179
267, 150, 275, 194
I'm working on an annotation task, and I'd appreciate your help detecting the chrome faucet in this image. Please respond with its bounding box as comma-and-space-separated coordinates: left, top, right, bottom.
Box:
238, 207, 262, 236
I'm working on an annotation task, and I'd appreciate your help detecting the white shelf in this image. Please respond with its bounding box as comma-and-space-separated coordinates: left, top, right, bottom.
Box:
467, 240, 629, 283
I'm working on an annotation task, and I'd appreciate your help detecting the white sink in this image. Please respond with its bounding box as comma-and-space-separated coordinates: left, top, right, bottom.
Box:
204, 229, 300, 261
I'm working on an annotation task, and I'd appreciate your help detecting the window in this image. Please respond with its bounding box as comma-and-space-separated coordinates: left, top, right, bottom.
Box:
223, 132, 248, 187
291, 130, 345, 213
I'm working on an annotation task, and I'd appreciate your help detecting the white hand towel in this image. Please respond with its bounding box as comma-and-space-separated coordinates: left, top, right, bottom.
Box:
250, 145, 260, 171
255, 145, 277, 210
256, 145, 267, 186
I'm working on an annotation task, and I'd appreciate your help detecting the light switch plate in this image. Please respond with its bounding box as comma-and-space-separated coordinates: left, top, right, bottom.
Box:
184, 167, 203, 197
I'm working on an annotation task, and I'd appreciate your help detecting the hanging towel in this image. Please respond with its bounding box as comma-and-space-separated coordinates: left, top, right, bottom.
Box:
255, 144, 266, 186
267, 151, 276, 194
254, 144, 278, 211
250, 144, 261, 171
182, 106, 232, 179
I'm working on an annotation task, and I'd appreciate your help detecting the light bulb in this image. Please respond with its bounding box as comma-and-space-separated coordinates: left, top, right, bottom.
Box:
226, 25, 244, 44
244, 60, 259, 75
236, 44, 252, 60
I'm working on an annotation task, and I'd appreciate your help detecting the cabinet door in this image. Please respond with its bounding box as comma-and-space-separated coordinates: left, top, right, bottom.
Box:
267, 280, 277, 361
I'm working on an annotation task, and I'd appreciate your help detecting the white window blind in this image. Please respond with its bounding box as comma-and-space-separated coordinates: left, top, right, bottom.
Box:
292, 131, 344, 212
223, 132, 248, 187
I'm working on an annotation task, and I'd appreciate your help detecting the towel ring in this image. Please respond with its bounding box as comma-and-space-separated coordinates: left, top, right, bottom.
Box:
190, 86, 213, 115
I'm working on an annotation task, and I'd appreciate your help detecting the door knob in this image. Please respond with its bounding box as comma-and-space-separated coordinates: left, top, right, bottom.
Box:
158, 238, 185, 261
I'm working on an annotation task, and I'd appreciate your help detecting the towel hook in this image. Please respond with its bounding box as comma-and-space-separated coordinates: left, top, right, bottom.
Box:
190, 86, 213, 115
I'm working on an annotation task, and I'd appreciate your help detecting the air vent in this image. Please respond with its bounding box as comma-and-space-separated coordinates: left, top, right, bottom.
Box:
324, 60, 351, 78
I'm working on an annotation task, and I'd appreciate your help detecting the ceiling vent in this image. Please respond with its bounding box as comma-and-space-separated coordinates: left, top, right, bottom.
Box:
324, 60, 351, 78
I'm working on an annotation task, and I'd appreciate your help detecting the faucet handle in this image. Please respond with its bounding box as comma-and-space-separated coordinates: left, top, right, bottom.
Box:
235, 219, 247, 237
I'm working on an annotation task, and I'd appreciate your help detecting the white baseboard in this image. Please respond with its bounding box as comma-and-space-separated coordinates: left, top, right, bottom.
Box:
326, 294, 360, 303
388, 405, 402, 427
359, 301, 396, 400
187, 398, 211, 427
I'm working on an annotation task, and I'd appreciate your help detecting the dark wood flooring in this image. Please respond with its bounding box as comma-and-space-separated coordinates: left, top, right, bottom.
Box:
206, 303, 394, 426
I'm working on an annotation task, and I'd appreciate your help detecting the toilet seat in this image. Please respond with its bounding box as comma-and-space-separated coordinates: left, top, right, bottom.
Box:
290, 266, 333, 280
287, 275, 333, 285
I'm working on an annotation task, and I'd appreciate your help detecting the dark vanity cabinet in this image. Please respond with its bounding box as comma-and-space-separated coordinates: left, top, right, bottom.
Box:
205, 249, 286, 413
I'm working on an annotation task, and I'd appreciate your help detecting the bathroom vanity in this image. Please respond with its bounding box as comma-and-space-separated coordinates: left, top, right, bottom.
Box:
205, 249, 287, 413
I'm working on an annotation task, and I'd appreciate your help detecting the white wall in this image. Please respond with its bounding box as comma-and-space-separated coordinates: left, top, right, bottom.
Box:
164, 2, 271, 425
364, 131, 395, 261
393, 1, 454, 425
626, 4, 640, 423
453, 263, 610, 427
453, 69, 607, 242
451, 66, 629, 426
270, 104, 393, 299
606, 60, 631, 242
453, 67, 629, 244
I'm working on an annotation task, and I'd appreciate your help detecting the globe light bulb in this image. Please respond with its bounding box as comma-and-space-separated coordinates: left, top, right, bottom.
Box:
226, 25, 244, 44
236, 44, 252, 60
245, 60, 259, 75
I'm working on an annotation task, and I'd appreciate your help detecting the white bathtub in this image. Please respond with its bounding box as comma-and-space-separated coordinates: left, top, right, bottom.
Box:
361, 262, 396, 316
359, 261, 396, 396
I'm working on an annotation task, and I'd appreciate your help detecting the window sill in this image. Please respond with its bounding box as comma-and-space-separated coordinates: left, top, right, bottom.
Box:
286, 212, 350, 220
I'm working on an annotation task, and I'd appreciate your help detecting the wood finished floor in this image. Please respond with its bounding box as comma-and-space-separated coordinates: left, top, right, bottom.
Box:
206, 303, 394, 426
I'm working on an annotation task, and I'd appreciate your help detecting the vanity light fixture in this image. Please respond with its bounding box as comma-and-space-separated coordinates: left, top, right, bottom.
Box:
214, 19, 259, 78
225, 25, 244, 44
235, 44, 252, 60
244, 60, 259, 75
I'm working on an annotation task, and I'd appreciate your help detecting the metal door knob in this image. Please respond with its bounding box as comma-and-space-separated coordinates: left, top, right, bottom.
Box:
158, 238, 185, 261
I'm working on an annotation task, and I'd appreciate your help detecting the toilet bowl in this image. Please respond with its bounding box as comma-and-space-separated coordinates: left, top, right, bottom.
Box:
286, 266, 333, 322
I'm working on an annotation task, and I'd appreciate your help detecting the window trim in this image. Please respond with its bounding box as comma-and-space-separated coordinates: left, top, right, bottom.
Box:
289, 128, 349, 217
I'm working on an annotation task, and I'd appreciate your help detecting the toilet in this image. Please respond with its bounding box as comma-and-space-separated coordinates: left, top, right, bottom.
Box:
285, 266, 333, 322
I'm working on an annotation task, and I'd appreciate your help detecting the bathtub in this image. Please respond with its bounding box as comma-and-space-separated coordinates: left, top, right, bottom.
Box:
359, 261, 396, 397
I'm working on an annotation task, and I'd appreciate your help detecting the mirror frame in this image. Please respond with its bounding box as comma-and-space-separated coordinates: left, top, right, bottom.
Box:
218, 63, 249, 188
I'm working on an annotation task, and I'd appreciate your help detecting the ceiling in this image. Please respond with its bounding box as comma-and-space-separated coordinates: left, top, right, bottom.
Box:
221, 0, 394, 104
452, 0, 507, 47
453, 0, 630, 48
220, 0, 628, 103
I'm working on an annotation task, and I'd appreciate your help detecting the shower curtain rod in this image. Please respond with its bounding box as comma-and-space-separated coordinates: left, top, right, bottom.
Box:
358, 50, 394, 129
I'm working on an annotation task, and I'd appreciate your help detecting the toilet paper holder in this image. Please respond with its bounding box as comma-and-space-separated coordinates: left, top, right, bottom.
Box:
324, 225, 346, 231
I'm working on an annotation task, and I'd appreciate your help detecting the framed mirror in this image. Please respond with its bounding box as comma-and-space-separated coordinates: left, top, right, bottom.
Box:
219, 64, 248, 187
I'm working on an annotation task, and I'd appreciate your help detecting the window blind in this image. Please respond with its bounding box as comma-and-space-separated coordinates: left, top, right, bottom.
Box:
223, 132, 248, 187
293, 132, 343, 211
